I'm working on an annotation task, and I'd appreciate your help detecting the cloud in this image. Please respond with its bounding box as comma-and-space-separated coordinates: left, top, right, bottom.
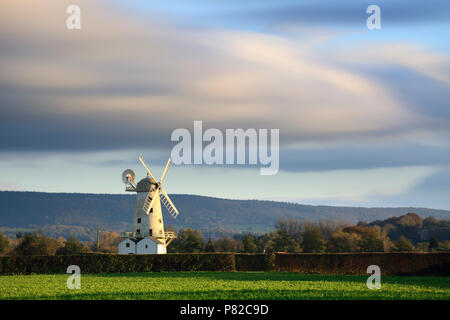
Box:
222, 0, 450, 26
333, 43, 450, 86
413, 168, 450, 191
351, 167, 450, 209
0, 0, 448, 185
2, 0, 444, 153
279, 141, 450, 172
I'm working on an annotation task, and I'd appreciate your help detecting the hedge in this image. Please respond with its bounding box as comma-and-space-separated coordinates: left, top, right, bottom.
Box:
0, 253, 235, 275
1, 253, 448, 275
274, 252, 450, 275
234, 253, 275, 271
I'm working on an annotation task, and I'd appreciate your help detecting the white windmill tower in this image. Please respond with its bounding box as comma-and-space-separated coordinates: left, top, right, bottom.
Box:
118, 154, 179, 254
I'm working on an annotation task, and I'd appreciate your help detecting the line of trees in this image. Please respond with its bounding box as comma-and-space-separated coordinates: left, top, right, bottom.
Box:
0, 231, 122, 256
167, 218, 450, 253
1, 214, 449, 256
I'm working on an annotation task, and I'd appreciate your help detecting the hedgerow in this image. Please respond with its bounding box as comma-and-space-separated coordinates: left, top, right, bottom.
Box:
0, 252, 448, 275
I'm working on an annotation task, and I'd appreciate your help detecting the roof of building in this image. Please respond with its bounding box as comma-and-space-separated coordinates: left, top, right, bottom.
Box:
136, 176, 158, 192
120, 237, 156, 244
121, 238, 139, 244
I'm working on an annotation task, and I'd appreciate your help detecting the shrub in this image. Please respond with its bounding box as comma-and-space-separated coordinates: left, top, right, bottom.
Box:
0, 232, 9, 254
235, 254, 274, 271
56, 235, 87, 255
14, 232, 60, 256
328, 231, 360, 252
1, 252, 447, 276
274, 252, 450, 275
302, 226, 327, 253
393, 236, 415, 252
0, 253, 236, 275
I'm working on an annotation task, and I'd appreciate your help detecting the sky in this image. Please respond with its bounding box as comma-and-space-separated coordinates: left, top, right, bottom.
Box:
0, 0, 449, 209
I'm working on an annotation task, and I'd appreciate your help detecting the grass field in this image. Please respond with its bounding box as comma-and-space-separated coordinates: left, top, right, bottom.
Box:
0, 272, 449, 300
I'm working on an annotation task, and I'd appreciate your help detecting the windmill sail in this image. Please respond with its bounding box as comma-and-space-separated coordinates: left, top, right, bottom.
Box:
138, 155, 179, 218
160, 158, 172, 186
160, 188, 179, 218
143, 189, 159, 215
139, 153, 157, 182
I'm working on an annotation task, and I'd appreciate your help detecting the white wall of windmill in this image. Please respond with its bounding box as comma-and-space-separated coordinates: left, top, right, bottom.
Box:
133, 189, 166, 240
133, 191, 152, 238
157, 244, 167, 254
149, 192, 165, 240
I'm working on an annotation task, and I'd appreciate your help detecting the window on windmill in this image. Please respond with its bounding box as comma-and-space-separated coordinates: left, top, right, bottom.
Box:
137, 229, 140, 234
149, 229, 152, 236
150, 208, 153, 213
137, 218, 141, 223
145, 245, 148, 248
159, 229, 162, 234
159, 218, 162, 223
126, 243, 130, 248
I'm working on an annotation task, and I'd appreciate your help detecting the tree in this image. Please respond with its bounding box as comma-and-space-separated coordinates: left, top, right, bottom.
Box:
344, 226, 386, 252
398, 213, 423, 227
393, 236, 415, 252
0, 232, 10, 254
56, 235, 87, 255
96, 231, 121, 253
273, 223, 300, 252
328, 231, 360, 253
242, 234, 258, 253
204, 238, 215, 252
169, 228, 203, 253
302, 226, 326, 253
275, 219, 303, 242
429, 236, 440, 251
415, 242, 430, 252
437, 240, 450, 252
15, 232, 59, 256
256, 233, 276, 253
423, 216, 439, 229
359, 230, 385, 252
214, 238, 242, 252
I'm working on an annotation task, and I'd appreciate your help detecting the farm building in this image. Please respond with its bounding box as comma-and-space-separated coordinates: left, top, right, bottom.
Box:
118, 238, 158, 254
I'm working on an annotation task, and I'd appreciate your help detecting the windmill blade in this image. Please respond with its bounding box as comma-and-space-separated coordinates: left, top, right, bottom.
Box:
159, 158, 172, 186
138, 153, 157, 182
143, 189, 159, 215
160, 188, 179, 218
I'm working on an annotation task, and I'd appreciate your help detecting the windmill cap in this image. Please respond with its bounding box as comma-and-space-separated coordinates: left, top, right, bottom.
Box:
136, 176, 158, 192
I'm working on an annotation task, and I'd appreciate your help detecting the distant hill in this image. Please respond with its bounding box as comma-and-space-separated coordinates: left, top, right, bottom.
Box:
0, 191, 449, 241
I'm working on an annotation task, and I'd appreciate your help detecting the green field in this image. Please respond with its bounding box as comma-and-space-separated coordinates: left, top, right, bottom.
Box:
0, 272, 449, 300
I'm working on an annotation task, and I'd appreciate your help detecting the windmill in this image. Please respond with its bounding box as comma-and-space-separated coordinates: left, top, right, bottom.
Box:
119, 154, 178, 254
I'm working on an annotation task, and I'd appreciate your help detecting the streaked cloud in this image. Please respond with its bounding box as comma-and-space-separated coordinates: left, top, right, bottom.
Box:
2, 0, 447, 152
210, 0, 450, 25
0, 1, 449, 209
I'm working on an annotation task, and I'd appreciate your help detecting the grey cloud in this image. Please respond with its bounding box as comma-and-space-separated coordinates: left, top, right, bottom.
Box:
341, 64, 450, 122
0, 0, 448, 154
224, 0, 450, 25
413, 168, 450, 191
279, 143, 450, 172
359, 167, 450, 210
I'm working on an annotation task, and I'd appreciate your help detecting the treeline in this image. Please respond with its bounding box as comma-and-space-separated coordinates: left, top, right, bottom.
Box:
0, 213, 449, 256
0, 231, 122, 256
168, 213, 450, 253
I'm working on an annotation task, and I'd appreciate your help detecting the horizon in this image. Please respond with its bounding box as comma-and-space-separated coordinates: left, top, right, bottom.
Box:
1, 189, 449, 212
